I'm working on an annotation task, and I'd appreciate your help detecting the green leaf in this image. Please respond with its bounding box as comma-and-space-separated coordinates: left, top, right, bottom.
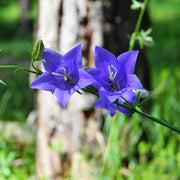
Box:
0, 80, 6, 86
83, 66, 90, 70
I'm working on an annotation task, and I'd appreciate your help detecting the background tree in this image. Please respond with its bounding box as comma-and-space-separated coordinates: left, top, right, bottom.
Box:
19, 0, 32, 35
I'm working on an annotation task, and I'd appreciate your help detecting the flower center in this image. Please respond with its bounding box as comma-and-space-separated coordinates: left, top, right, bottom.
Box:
52, 67, 77, 85
108, 65, 121, 92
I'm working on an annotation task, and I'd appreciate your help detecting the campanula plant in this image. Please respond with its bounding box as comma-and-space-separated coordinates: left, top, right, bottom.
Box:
0, 38, 180, 133
26, 41, 180, 134
30, 45, 95, 108
87, 46, 143, 116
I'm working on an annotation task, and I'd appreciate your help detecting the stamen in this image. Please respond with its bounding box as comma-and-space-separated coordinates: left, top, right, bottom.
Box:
108, 65, 118, 81
61, 67, 68, 81
52, 67, 68, 81
52, 72, 64, 77
52, 67, 77, 86
108, 65, 121, 92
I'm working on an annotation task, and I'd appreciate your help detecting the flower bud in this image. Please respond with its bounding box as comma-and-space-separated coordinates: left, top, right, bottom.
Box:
133, 89, 149, 98
131, 0, 144, 10
137, 28, 154, 48
32, 39, 45, 60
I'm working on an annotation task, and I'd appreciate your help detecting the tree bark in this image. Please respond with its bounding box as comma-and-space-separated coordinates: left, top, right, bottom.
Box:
35, 0, 62, 179
19, 0, 32, 35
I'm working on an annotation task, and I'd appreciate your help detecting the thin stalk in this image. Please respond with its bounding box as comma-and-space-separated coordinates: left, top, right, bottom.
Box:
129, 0, 149, 51
119, 97, 180, 134
31, 59, 43, 74
0, 65, 42, 75
134, 107, 180, 134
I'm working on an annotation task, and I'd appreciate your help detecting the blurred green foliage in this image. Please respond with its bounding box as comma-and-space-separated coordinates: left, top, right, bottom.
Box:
0, 1, 37, 179
0, 123, 36, 180
0, 0, 37, 122
0, 0, 21, 40
0, 71, 34, 122
0, 0, 37, 58
148, 0, 180, 71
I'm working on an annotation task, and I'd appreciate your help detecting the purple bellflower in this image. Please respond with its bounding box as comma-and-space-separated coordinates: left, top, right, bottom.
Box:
30, 45, 95, 108
88, 46, 144, 116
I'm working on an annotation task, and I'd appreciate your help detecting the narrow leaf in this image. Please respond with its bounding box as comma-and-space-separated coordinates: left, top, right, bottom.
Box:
0, 79, 6, 86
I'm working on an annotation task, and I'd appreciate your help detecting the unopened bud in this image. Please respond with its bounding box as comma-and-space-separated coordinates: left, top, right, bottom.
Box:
131, 0, 144, 10
137, 28, 154, 48
32, 39, 45, 60
133, 89, 149, 98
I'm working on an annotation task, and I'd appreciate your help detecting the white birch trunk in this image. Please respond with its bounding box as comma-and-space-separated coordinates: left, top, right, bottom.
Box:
36, 0, 61, 179
34, 0, 103, 179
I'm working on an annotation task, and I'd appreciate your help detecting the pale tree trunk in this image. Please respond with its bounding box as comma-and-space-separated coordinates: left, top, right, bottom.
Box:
35, 0, 103, 179
35, 0, 62, 179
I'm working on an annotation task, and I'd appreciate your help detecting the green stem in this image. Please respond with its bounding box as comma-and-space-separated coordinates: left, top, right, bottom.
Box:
31, 59, 43, 74
119, 97, 180, 134
82, 86, 99, 97
0, 65, 42, 75
134, 107, 180, 134
129, 0, 149, 51
100, 112, 118, 179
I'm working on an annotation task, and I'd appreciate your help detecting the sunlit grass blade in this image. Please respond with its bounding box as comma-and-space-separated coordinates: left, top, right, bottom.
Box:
0, 80, 7, 86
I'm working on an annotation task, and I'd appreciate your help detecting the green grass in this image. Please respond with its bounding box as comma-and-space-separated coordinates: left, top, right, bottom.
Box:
0, 70, 34, 122
0, 123, 36, 180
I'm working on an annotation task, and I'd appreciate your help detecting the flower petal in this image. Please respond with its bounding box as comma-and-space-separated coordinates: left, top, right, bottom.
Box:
54, 88, 76, 108
87, 68, 101, 89
64, 44, 82, 68
109, 109, 116, 116
117, 50, 139, 74
95, 89, 137, 116
76, 69, 96, 89
118, 90, 137, 114
127, 74, 143, 89
30, 72, 55, 92
42, 48, 63, 72
95, 91, 111, 109
99, 89, 122, 103
95, 92, 117, 116
114, 65, 127, 89
95, 46, 117, 71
